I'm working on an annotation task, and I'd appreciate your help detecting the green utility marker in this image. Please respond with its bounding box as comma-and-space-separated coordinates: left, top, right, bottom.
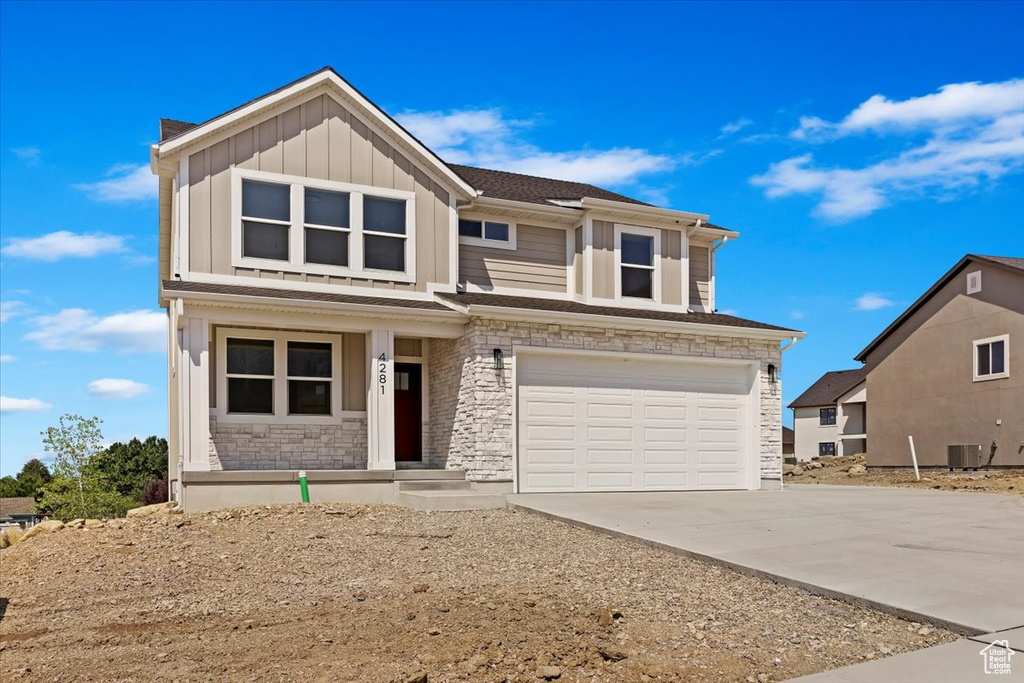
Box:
298, 470, 310, 503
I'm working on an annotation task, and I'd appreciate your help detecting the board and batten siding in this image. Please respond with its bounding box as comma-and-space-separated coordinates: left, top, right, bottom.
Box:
574, 226, 584, 296
591, 220, 682, 305
689, 245, 711, 308
458, 224, 567, 293
186, 93, 452, 292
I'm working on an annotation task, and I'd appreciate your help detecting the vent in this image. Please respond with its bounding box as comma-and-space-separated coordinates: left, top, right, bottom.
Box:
966, 270, 982, 295
947, 444, 981, 470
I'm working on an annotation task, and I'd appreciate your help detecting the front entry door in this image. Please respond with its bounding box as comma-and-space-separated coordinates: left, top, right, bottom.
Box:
394, 363, 422, 462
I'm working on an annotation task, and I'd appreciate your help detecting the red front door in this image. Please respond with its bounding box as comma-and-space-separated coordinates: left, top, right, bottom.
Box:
394, 363, 422, 461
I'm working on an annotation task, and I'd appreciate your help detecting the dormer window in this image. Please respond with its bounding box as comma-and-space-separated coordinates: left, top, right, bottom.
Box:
232, 168, 415, 282
458, 215, 516, 250
614, 224, 661, 302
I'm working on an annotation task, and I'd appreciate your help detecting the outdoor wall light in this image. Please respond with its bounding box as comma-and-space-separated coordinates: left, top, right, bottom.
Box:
768, 363, 777, 384
493, 348, 504, 370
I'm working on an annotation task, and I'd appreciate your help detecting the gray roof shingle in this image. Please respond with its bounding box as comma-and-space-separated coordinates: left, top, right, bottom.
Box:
161, 280, 453, 311
788, 368, 868, 409
0, 496, 37, 516
449, 164, 650, 207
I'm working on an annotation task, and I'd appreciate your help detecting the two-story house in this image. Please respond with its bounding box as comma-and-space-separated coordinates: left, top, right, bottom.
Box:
789, 368, 868, 461
151, 67, 802, 511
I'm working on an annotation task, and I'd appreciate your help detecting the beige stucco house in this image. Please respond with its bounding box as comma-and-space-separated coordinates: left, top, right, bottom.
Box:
789, 368, 868, 461
854, 254, 1023, 469
151, 67, 803, 511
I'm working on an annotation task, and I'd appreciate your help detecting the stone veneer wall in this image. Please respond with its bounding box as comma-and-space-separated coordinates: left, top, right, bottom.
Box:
209, 416, 368, 470
428, 317, 784, 482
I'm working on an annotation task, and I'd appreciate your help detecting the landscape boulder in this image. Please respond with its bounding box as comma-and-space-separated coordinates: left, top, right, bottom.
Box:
126, 502, 181, 518
848, 464, 867, 476
19, 520, 64, 542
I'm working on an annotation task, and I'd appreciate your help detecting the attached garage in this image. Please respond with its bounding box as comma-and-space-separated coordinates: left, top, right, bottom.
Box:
515, 350, 759, 493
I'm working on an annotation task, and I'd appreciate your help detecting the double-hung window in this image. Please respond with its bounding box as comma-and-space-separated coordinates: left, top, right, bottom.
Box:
232, 169, 415, 281
974, 334, 1009, 381
614, 224, 661, 301
458, 216, 516, 249
225, 338, 275, 414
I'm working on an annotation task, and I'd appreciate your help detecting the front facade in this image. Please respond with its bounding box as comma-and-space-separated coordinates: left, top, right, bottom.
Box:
855, 255, 1024, 469
789, 369, 868, 461
152, 68, 801, 511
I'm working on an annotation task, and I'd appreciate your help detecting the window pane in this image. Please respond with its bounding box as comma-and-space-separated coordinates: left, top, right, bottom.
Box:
364, 196, 406, 234
228, 378, 273, 414
242, 180, 290, 221
991, 340, 1005, 374
305, 188, 349, 228
819, 442, 835, 456
458, 219, 482, 238
305, 228, 348, 267
978, 343, 991, 376
621, 233, 653, 266
289, 380, 331, 415
484, 221, 510, 241
226, 338, 274, 376
242, 221, 289, 260
621, 266, 653, 299
364, 234, 405, 271
288, 341, 332, 378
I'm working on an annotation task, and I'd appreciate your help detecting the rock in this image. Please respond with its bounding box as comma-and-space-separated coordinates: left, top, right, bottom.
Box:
597, 609, 614, 627
782, 464, 796, 476
758, 674, 770, 683
20, 520, 64, 542
807, 461, 824, 469
917, 627, 932, 636
597, 644, 629, 662
83, 519, 104, 529
792, 466, 804, 476
848, 465, 867, 476
536, 665, 561, 680
412, 583, 429, 593
427, 627, 441, 636
126, 502, 180, 518
404, 673, 428, 683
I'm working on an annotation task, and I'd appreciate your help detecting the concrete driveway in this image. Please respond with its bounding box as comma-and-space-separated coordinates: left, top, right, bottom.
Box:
507, 484, 1024, 635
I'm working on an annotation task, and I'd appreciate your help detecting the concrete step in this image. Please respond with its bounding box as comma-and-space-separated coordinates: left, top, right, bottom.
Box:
398, 480, 473, 492
396, 489, 508, 512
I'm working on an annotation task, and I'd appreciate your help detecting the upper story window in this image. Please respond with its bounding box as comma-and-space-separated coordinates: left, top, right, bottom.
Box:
458, 215, 517, 250
819, 407, 837, 426
614, 224, 661, 301
232, 169, 415, 282
974, 334, 1009, 381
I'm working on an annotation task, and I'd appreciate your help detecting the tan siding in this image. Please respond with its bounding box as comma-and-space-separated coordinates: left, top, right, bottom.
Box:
690, 245, 711, 307
592, 220, 614, 299
459, 224, 567, 292
158, 176, 173, 281
574, 226, 583, 295
342, 332, 366, 411
186, 92, 452, 291
661, 228, 682, 306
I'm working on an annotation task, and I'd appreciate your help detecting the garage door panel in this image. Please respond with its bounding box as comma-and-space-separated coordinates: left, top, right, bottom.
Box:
518, 354, 753, 493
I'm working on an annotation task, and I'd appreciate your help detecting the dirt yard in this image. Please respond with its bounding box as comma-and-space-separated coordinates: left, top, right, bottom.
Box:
1, 504, 955, 682
785, 454, 1024, 495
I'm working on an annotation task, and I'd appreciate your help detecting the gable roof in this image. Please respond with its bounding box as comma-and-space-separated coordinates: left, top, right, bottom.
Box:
855, 253, 1024, 362
0, 496, 37, 516
450, 164, 649, 207
789, 367, 868, 409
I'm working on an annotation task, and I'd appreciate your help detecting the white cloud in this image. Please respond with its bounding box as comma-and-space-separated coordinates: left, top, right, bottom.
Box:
790, 310, 806, 320
75, 163, 157, 202
718, 308, 739, 316
397, 108, 676, 186
0, 355, 15, 363
754, 79, 1024, 221
24, 308, 165, 353
0, 301, 26, 323
0, 396, 51, 414
719, 117, 753, 137
854, 293, 895, 311
12, 146, 41, 165
87, 378, 150, 400
2, 231, 128, 262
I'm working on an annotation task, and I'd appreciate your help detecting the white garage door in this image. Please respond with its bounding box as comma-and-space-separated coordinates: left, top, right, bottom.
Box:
517, 353, 755, 493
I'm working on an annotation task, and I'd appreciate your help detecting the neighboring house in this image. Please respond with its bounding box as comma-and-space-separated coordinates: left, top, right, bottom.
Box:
789, 368, 868, 461
0, 497, 47, 529
151, 67, 802, 511
854, 254, 1023, 469
781, 426, 795, 458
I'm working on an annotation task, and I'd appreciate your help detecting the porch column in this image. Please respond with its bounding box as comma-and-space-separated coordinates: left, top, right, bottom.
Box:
180, 316, 211, 471
367, 329, 395, 470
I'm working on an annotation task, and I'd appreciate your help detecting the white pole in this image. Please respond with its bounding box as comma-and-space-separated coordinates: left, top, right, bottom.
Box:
908, 435, 920, 481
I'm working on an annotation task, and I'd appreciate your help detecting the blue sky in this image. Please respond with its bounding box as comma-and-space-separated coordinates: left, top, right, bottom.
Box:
1, 1, 1022, 474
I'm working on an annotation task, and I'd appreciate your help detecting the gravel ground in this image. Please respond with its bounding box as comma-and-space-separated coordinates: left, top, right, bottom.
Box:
0, 504, 956, 682
786, 455, 1024, 495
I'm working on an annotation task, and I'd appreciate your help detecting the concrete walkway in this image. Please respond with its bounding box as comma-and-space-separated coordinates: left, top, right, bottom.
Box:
507, 485, 1024, 634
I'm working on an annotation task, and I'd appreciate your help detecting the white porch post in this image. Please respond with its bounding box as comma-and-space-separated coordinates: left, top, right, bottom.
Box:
367, 329, 395, 470
181, 316, 211, 471
836, 402, 846, 457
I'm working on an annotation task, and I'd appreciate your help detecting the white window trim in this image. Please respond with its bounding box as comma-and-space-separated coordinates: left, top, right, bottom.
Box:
613, 223, 662, 303
457, 212, 517, 251
973, 333, 1010, 382
215, 327, 353, 424
231, 167, 416, 283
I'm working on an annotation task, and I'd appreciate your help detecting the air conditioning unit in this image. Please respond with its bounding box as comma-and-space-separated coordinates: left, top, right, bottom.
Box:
947, 444, 981, 471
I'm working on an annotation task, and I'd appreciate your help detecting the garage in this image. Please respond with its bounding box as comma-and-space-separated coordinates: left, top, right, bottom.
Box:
516, 351, 758, 493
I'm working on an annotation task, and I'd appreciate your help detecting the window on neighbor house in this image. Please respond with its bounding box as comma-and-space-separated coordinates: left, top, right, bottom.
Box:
819, 407, 837, 426
974, 335, 1009, 381
819, 442, 836, 456
225, 338, 275, 414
